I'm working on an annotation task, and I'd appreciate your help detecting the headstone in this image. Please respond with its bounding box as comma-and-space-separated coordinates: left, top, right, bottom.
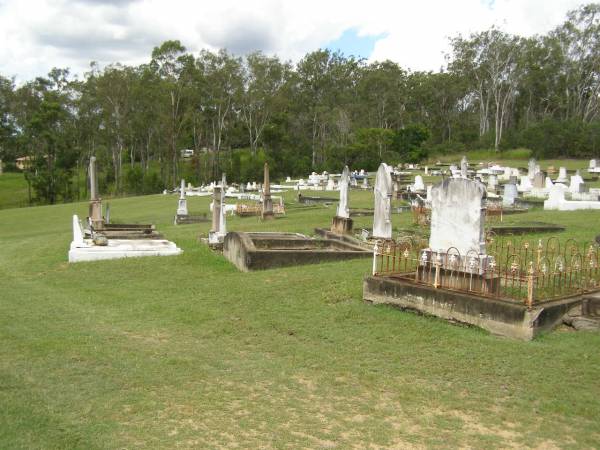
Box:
528, 158, 536, 179
487, 174, 498, 190
429, 178, 486, 256
502, 183, 518, 207
209, 186, 226, 244
556, 167, 568, 183
373, 163, 393, 239
262, 163, 274, 220
177, 179, 188, 216
460, 156, 468, 178
569, 172, 585, 193
331, 166, 353, 234
326, 178, 336, 190
413, 175, 425, 191
533, 172, 545, 189
545, 177, 554, 189
589, 159, 597, 170
424, 166, 429, 175
337, 166, 350, 219
362, 176, 369, 188
518, 175, 533, 192
88, 156, 104, 229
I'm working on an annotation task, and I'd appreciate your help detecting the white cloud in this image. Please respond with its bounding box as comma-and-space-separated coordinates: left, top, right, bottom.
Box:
0, 0, 585, 82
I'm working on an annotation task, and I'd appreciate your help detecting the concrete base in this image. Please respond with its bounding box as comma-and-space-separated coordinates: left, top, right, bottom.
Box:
223, 231, 371, 271
363, 275, 583, 340
174, 213, 209, 225
69, 239, 182, 263
331, 216, 353, 235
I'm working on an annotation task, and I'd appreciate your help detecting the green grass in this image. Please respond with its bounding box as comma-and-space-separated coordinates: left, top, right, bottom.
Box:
1, 186, 600, 448
0, 172, 30, 210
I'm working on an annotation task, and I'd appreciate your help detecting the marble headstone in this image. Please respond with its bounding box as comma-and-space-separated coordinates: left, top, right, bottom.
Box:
177, 179, 188, 216
373, 163, 393, 239
337, 166, 350, 218
429, 178, 486, 256
502, 183, 518, 207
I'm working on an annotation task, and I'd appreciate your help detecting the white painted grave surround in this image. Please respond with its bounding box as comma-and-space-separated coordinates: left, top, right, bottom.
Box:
429, 178, 486, 256
337, 166, 350, 218
68, 215, 182, 262
544, 184, 600, 210
373, 163, 393, 239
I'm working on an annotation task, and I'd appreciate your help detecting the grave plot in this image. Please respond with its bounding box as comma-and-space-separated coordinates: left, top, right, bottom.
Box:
223, 231, 371, 271
68, 156, 182, 262
174, 179, 209, 225
363, 177, 600, 340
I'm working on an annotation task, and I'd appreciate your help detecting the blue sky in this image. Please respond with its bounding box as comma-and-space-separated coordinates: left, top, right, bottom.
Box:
326, 28, 387, 59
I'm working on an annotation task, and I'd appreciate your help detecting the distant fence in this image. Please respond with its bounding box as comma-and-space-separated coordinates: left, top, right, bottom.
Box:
372, 234, 600, 307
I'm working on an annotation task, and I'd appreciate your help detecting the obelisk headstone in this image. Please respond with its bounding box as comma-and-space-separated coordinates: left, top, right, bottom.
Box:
331, 165, 352, 234
262, 162, 274, 220
177, 179, 188, 216
208, 186, 226, 245
88, 156, 104, 229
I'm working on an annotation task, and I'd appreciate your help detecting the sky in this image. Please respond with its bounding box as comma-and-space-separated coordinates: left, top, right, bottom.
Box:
0, 0, 585, 82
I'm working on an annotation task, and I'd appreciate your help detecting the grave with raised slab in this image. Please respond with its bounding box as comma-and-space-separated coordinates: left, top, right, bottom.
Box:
69, 157, 182, 262
223, 232, 371, 271
363, 177, 599, 340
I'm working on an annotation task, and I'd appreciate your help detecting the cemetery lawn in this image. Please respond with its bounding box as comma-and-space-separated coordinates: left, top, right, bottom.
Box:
2, 189, 600, 449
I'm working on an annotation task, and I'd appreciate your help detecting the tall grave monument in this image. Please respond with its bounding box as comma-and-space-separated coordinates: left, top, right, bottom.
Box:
88, 156, 104, 229
373, 163, 393, 239
331, 166, 352, 234
261, 162, 274, 220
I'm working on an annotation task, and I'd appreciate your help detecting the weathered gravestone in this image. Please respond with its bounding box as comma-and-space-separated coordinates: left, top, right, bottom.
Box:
533, 171, 545, 189
460, 156, 468, 178
88, 156, 104, 229
373, 163, 393, 239
331, 166, 353, 234
177, 179, 188, 216
262, 162, 274, 220
428, 178, 487, 257
502, 183, 518, 207
209, 186, 227, 245
556, 167, 568, 183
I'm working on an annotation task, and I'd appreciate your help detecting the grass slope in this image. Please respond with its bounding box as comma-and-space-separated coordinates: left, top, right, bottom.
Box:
1, 188, 600, 448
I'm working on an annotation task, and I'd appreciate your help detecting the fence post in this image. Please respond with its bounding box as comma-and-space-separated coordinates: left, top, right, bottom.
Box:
372, 241, 379, 276
527, 261, 534, 310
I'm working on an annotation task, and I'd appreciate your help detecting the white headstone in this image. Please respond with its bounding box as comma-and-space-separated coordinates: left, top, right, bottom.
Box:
373, 163, 393, 239
528, 158, 536, 179
590, 159, 597, 169
488, 174, 498, 189
337, 166, 350, 218
413, 175, 425, 191
326, 178, 336, 191
502, 183, 518, 207
518, 175, 533, 192
429, 178, 486, 256
177, 179, 188, 215
460, 156, 468, 178
545, 177, 554, 189
569, 173, 585, 193
556, 167, 568, 183
72, 215, 84, 245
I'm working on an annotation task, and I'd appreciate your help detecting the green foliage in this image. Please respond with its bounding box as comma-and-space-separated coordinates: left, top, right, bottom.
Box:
391, 124, 430, 163
521, 119, 600, 159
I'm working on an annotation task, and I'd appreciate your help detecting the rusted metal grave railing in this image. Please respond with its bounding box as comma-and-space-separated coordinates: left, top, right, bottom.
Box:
372, 235, 600, 308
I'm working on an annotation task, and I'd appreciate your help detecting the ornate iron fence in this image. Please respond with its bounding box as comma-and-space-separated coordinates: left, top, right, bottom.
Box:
372, 235, 600, 307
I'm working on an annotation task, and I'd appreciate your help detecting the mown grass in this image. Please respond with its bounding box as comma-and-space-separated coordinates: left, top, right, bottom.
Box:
0, 172, 30, 210
1, 182, 600, 449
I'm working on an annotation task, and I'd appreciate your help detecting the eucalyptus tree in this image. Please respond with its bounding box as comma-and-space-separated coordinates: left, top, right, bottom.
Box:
151, 40, 195, 187
240, 52, 291, 155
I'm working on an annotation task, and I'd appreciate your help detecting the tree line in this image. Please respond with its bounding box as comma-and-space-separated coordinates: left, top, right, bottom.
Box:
0, 4, 599, 204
